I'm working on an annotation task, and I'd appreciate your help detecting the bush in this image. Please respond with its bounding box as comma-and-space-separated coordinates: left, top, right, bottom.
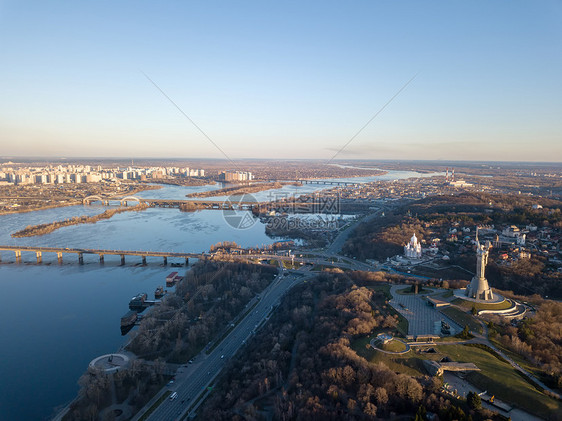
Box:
466, 391, 481, 409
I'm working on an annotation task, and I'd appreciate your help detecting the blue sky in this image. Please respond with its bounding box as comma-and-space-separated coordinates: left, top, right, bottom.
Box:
1, 1, 561, 161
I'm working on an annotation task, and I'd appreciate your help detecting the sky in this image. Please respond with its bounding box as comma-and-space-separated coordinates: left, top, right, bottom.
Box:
0, 1, 561, 162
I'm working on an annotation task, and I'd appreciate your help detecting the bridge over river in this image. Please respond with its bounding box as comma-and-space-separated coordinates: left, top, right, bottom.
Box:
0, 245, 299, 266
0, 245, 201, 265
82, 195, 348, 212
0, 245, 372, 273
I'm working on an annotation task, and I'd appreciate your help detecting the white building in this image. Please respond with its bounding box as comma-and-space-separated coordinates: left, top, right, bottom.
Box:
502, 225, 521, 238
404, 233, 422, 259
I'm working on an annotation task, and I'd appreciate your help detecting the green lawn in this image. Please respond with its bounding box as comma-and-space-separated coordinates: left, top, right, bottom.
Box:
437, 290, 454, 298
456, 299, 513, 311
436, 344, 561, 420
352, 336, 561, 419
489, 337, 552, 386
434, 335, 464, 343
440, 306, 482, 333
383, 339, 408, 352
281, 260, 301, 269
368, 284, 392, 299
350, 336, 424, 376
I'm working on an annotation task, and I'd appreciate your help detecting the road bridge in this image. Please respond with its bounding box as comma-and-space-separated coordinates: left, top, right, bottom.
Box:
300, 179, 359, 186
83, 197, 343, 212
0, 245, 370, 272
0, 245, 200, 265
270, 179, 360, 186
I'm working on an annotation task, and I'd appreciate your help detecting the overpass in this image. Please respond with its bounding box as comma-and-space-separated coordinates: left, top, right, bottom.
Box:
0, 245, 200, 265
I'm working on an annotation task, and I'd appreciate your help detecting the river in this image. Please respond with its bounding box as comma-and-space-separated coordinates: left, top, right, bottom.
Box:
0, 170, 438, 420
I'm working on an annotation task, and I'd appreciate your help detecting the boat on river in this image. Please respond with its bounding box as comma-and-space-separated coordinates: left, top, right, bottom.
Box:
120, 310, 137, 327
129, 293, 148, 310
154, 286, 165, 299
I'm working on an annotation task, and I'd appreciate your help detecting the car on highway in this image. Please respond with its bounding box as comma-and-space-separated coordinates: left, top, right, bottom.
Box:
221, 354, 225, 359
170, 392, 178, 400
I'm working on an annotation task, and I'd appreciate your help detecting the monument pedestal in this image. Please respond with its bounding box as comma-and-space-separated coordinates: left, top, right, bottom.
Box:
465, 276, 494, 300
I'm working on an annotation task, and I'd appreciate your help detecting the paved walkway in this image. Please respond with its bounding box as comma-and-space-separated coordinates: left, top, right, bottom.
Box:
389, 285, 459, 336
473, 323, 561, 400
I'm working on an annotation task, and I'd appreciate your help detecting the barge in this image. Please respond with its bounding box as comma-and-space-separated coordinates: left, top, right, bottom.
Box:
120, 310, 138, 327
166, 271, 183, 286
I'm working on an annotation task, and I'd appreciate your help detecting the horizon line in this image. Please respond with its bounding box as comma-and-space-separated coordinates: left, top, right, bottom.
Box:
1, 156, 561, 165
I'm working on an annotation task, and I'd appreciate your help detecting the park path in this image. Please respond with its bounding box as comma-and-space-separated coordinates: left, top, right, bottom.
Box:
389, 285, 560, 400
388, 285, 460, 336
471, 322, 560, 399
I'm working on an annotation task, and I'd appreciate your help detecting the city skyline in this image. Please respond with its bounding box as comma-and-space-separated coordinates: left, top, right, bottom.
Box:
1, 1, 561, 161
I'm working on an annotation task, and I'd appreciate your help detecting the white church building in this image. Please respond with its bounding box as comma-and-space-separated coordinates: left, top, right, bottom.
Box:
404, 233, 422, 259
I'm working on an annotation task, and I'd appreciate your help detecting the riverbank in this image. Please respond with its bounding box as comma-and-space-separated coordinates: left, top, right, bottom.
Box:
11, 204, 149, 237
0, 183, 161, 215
61, 261, 277, 420
0, 200, 82, 216
186, 181, 300, 198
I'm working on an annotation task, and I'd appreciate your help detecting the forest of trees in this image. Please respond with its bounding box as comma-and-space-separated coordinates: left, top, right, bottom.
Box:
488, 300, 562, 389
486, 257, 562, 299
64, 359, 168, 421
198, 271, 500, 420
66, 261, 277, 420
128, 261, 277, 362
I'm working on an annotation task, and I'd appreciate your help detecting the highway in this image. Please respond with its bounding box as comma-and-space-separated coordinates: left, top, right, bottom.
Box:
136, 270, 313, 421
130, 209, 384, 419
325, 206, 385, 255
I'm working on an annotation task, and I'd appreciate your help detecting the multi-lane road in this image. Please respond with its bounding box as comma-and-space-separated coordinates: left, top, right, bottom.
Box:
135, 270, 313, 421
133, 209, 387, 420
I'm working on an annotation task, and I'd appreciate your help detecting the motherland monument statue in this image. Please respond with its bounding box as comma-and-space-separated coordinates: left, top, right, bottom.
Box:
465, 228, 494, 301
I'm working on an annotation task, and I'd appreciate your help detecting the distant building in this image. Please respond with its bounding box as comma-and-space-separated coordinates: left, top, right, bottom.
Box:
448, 180, 473, 187
219, 171, 253, 182
188, 168, 205, 177
502, 225, 521, 238
526, 224, 538, 232
404, 233, 422, 259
